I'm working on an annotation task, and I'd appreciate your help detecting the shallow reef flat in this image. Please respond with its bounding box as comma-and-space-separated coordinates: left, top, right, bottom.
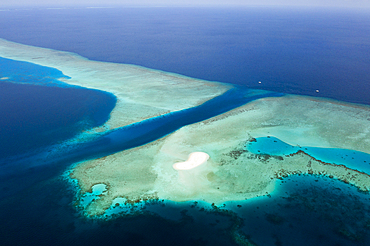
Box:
71, 95, 370, 217
0, 38, 230, 131
1, 38, 370, 219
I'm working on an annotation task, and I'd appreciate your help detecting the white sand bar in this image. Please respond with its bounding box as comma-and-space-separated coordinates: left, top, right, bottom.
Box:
173, 152, 209, 170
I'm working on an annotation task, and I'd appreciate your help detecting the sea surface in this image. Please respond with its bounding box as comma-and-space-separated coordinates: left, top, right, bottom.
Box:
0, 6, 369, 104
0, 6, 370, 246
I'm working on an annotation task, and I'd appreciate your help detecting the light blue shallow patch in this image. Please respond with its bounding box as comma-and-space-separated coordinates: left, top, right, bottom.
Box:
247, 136, 370, 174
80, 183, 107, 209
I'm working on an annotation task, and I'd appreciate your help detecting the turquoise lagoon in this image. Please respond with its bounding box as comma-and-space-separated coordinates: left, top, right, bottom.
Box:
248, 136, 370, 174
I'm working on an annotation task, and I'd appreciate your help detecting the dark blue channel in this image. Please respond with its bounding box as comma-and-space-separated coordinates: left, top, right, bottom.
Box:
43, 88, 284, 166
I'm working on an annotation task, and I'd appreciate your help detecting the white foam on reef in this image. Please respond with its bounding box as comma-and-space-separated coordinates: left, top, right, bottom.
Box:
0, 38, 231, 131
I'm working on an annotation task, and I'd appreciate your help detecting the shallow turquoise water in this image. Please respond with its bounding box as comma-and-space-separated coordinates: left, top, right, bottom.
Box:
247, 136, 370, 174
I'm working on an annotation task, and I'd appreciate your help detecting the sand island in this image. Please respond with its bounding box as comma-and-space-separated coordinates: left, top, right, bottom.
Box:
173, 152, 210, 170
0, 38, 370, 219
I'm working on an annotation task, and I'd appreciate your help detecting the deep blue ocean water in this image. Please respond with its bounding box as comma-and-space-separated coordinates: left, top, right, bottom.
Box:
1, 6, 370, 246
0, 57, 116, 160
0, 6, 369, 104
